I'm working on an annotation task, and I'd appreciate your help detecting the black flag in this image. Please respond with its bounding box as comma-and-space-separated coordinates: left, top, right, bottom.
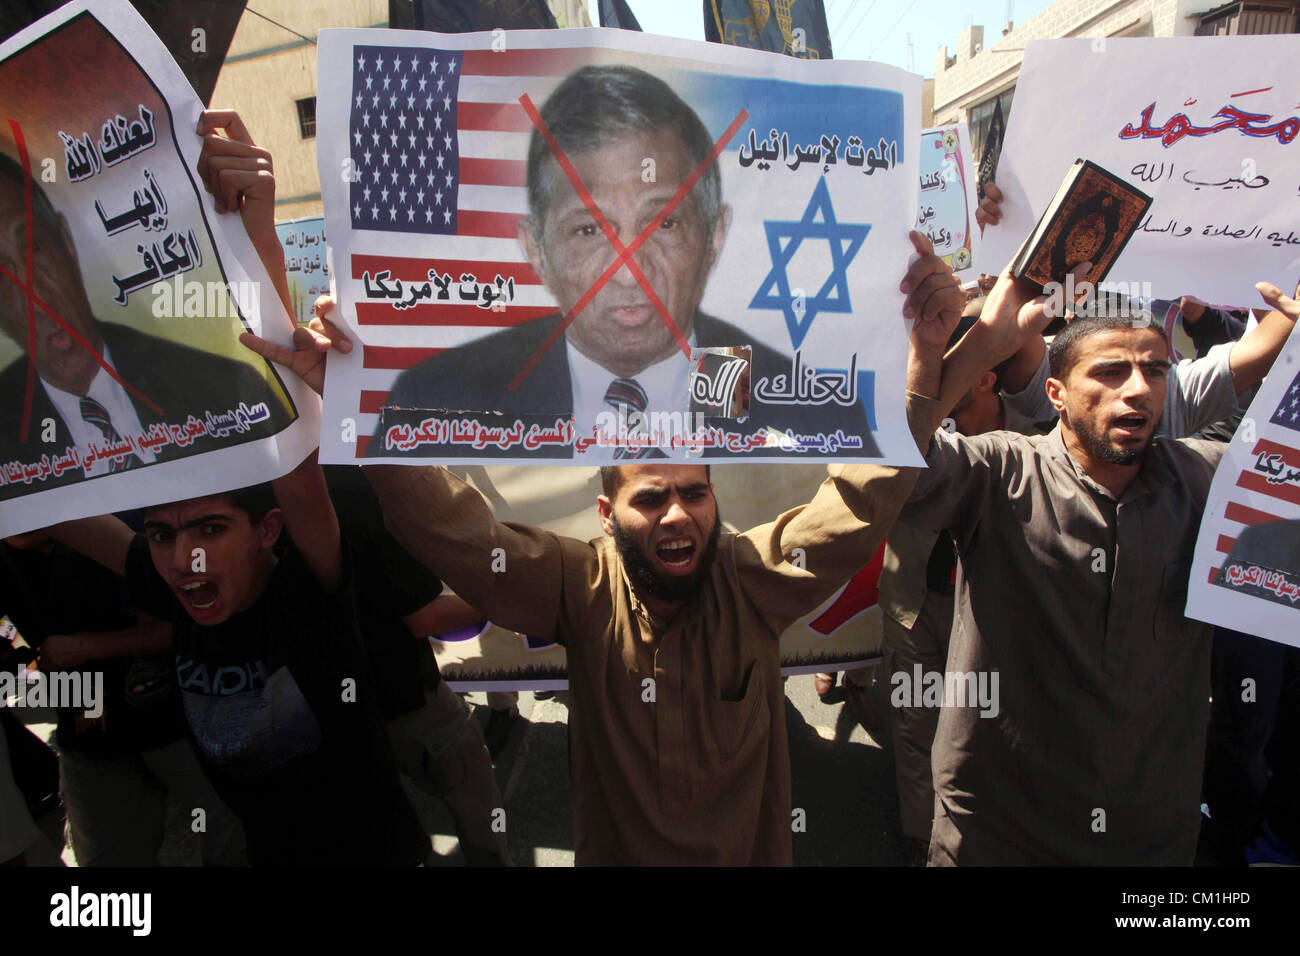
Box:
703, 0, 832, 59
599, 0, 643, 31
977, 97, 1006, 200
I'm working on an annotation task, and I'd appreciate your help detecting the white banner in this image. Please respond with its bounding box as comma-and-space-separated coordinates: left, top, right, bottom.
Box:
314, 27, 922, 465
980, 36, 1300, 306
0, 0, 320, 536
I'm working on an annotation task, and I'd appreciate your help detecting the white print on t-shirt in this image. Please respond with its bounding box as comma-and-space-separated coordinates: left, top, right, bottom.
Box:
179, 663, 322, 776
176, 657, 267, 695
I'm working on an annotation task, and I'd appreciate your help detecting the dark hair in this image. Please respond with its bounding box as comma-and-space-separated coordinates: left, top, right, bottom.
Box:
600, 464, 711, 499
224, 483, 278, 523
526, 65, 721, 235
947, 306, 1014, 393
1048, 315, 1169, 381
144, 482, 277, 524
0, 150, 63, 240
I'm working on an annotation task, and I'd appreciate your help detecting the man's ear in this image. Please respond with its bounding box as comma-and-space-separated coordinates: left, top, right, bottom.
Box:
974, 370, 997, 394
257, 508, 285, 549
517, 217, 545, 282
1045, 376, 1067, 414
597, 495, 615, 537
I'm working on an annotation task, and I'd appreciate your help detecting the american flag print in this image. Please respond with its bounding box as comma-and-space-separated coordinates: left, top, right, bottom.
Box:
340, 45, 589, 453
348, 46, 464, 235
1269, 366, 1300, 433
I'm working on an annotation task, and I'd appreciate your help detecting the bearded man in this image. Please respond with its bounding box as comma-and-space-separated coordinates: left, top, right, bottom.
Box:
900, 311, 1232, 866
244, 224, 968, 865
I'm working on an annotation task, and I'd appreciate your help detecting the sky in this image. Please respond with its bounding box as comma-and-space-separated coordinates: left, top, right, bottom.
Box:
585, 0, 1057, 75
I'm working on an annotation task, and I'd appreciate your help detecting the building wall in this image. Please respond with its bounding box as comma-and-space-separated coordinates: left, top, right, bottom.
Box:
209, 1, 387, 221
931, 0, 1202, 128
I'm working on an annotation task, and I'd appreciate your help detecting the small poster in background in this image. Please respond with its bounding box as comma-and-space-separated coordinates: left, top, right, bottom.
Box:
917, 123, 979, 276
275, 215, 330, 326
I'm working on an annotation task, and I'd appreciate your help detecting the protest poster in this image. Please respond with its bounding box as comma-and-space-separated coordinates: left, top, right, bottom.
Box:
0, 0, 319, 537
980, 37, 1300, 307
917, 123, 978, 277
427, 464, 884, 689
1186, 322, 1300, 647
275, 215, 330, 326
314, 27, 922, 465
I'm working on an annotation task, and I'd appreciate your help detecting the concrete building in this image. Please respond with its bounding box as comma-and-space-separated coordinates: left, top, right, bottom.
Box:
932, 0, 1299, 171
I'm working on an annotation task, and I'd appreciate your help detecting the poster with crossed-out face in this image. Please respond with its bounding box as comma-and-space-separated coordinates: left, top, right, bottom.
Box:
314, 27, 923, 465
0, 0, 319, 537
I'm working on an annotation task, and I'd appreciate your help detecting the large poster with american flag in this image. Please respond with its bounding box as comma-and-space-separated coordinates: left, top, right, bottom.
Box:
314, 26, 921, 465
1187, 319, 1300, 646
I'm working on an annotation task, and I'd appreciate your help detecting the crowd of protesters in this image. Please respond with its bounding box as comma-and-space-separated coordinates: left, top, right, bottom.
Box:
2, 97, 1297, 868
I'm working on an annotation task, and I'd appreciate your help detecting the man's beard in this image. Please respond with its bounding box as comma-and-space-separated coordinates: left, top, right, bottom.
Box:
1069, 409, 1154, 466
612, 511, 722, 605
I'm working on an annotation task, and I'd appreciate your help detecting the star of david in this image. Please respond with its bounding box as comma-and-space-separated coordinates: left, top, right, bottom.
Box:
749, 176, 871, 348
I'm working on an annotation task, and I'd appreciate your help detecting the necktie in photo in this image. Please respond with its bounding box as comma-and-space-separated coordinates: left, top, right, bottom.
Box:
602, 377, 664, 460
79, 396, 137, 473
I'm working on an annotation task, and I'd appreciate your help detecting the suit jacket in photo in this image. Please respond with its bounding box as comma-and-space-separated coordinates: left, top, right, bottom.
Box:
369, 312, 880, 459
1217, 518, 1300, 608
0, 322, 295, 500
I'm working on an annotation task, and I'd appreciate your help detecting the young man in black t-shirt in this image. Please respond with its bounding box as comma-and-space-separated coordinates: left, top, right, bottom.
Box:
51, 455, 428, 866
1, 531, 245, 866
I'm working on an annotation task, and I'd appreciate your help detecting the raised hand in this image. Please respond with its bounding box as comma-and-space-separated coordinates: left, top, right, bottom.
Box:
196, 110, 276, 245
975, 181, 1003, 234
238, 296, 353, 396
900, 230, 966, 351
1256, 278, 1300, 321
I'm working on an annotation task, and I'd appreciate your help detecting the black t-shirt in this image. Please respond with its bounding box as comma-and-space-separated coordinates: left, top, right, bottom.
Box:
0, 541, 186, 756
124, 535, 426, 866
323, 465, 445, 721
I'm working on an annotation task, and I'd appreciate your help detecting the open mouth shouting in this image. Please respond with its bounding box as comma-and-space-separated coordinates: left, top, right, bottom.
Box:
655, 536, 698, 573
173, 576, 222, 622
1110, 410, 1150, 440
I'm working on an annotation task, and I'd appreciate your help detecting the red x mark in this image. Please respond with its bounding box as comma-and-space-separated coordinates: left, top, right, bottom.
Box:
507, 96, 748, 392
3, 119, 160, 444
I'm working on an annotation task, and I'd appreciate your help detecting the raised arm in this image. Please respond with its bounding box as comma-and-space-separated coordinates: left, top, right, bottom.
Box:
363, 464, 596, 641
273, 449, 342, 593
1227, 280, 1300, 394
45, 514, 135, 577
196, 110, 294, 330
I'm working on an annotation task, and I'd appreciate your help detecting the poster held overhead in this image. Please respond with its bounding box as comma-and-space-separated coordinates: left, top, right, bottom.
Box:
979, 36, 1300, 306
0, 0, 320, 537
315, 26, 922, 465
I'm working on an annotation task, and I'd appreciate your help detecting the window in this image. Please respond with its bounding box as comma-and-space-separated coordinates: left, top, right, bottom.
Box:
968, 87, 1014, 167
296, 96, 316, 139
